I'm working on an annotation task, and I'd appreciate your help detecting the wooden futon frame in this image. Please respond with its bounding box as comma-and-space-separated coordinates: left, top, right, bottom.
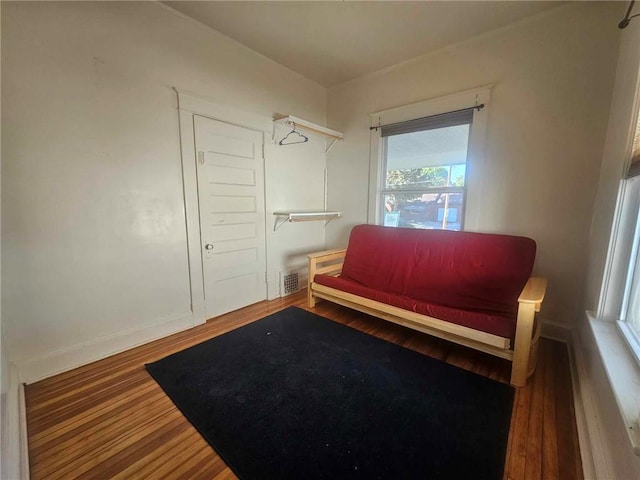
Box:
308, 248, 547, 387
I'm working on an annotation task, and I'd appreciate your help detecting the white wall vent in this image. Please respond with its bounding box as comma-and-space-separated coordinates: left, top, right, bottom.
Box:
279, 267, 307, 297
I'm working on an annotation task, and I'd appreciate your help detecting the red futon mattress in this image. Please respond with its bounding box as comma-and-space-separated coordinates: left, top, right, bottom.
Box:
314, 225, 536, 340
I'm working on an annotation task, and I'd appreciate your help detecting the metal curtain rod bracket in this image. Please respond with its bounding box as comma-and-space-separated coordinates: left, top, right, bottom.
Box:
619, 1, 638, 29
369, 103, 485, 131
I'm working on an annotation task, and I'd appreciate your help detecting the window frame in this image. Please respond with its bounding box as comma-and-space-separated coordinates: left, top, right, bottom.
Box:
602, 176, 640, 367
598, 87, 640, 368
368, 86, 491, 231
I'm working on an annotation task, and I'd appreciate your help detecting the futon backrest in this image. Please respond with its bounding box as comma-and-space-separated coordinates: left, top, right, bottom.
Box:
340, 225, 536, 315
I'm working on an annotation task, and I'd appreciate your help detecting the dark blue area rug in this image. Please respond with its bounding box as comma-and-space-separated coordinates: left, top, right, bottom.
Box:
146, 306, 514, 479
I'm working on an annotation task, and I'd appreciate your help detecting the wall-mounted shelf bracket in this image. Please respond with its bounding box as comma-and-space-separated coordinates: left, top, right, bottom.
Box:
326, 138, 339, 153
273, 211, 342, 231
272, 115, 344, 154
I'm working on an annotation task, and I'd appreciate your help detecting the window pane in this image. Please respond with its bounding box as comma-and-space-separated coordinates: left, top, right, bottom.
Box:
385, 124, 470, 189
386, 165, 466, 190
626, 289, 640, 342
382, 192, 464, 231
381, 122, 469, 231
625, 234, 640, 342
611, 176, 640, 362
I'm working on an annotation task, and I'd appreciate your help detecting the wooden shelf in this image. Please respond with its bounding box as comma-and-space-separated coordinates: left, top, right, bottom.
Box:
273, 115, 344, 153
273, 211, 342, 231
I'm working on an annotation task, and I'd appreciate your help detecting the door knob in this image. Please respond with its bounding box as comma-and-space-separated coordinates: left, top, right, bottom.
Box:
205, 244, 214, 251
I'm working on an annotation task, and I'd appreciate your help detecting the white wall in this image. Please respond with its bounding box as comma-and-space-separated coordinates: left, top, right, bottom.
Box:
0, 1, 6, 474
265, 136, 327, 298
326, 2, 621, 329
1, 1, 327, 382
0, 2, 12, 474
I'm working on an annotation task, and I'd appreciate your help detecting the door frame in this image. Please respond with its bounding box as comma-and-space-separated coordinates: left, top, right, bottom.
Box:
174, 88, 271, 325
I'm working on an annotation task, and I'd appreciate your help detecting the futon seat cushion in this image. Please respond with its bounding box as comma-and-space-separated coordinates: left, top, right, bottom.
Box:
313, 225, 536, 339
314, 274, 517, 339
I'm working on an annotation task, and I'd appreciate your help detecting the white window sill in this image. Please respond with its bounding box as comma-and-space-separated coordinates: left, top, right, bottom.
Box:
587, 311, 640, 456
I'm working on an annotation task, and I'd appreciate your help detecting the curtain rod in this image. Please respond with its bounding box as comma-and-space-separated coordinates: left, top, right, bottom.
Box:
369, 104, 485, 131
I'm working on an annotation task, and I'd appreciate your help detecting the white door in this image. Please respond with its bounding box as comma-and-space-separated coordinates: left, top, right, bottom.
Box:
194, 115, 267, 319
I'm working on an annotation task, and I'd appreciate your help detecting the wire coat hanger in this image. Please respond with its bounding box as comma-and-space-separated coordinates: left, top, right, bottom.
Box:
279, 121, 309, 145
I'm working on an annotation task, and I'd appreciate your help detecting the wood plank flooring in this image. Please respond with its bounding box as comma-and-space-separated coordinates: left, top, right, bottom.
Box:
25, 291, 582, 479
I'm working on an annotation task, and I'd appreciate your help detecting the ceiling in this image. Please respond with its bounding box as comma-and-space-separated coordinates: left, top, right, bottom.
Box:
165, 1, 564, 87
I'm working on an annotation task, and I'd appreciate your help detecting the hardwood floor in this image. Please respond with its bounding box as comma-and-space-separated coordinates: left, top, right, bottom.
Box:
25, 291, 582, 479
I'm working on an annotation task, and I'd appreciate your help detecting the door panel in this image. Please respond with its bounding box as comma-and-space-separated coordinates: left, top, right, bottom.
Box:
205, 133, 255, 158
209, 212, 258, 225
206, 165, 256, 186
206, 195, 257, 213
210, 223, 257, 242
194, 115, 266, 319
212, 272, 262, 315
213, 248, 258, 270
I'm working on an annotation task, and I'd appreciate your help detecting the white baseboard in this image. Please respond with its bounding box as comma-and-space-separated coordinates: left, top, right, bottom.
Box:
16, 311, 195, 384
539, 320, 608, 479
568, 329, 615, 480
18, 379, 29, 479
538, 320, 616, 478
1, 363, 29, 480
540, 319, 572, 343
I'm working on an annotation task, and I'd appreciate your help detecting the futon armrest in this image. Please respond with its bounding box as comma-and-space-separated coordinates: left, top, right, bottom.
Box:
518, 276, 547, 312
307, 249, 347, 261
307, 248, 347, 307
512, 276, 547, 386
308, 248, 346, 278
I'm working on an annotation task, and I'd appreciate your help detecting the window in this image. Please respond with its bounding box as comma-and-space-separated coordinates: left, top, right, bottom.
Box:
616, 112, 640, 363
380, 110, 472, 230
368, 87, 490, 232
